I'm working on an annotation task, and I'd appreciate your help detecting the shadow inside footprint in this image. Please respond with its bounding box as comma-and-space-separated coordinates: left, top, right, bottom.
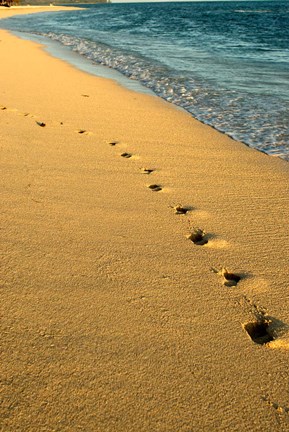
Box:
222, 269, 241, 286
109, 141, 118, 146
121, 152, 132, 158
36, 121, 46, 127
140, 167, 155, 174
148, 184, 162, 192
244, 320, 274, 345
187, 228, 208, 245
211, 267, 241, 286
175, 206, 189, 215
173, 205, 192, 215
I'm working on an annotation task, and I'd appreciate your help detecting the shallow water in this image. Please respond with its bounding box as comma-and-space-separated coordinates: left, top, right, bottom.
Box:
1, 1, 288, 160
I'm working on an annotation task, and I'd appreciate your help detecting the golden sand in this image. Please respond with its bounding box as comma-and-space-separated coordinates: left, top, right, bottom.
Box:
1, 8, 289, 431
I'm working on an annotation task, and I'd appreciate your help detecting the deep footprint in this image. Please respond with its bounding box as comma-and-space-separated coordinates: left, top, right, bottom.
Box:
211, 267, 241, 286
243, 320, 274, 345
109, 141, 118, 146
187, 228, 208, 245
221, 268, 241, 286
148, 184, 162, 192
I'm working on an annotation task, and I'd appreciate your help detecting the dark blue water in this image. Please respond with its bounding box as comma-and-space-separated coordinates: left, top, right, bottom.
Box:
1, 1, 289, 160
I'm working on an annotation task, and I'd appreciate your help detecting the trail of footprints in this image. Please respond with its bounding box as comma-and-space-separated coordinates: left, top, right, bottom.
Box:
1, 104, 47, 126
1, 102, 93, 135
109, 138, 288, 351
1, 103, 287, 349
2, 102, 288, 418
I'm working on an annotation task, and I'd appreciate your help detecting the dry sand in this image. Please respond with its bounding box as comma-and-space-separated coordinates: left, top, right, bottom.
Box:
1, 8, 289, 432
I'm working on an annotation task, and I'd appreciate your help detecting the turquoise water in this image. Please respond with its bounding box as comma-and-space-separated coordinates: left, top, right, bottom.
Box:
1, 1, 288, 160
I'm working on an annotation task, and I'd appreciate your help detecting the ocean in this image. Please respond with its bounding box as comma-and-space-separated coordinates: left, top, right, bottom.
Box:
1, 1, 288, 160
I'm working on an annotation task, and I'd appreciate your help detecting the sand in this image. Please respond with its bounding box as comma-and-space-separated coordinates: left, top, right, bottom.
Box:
1, 7, 289, 432
0, 5, 80, 19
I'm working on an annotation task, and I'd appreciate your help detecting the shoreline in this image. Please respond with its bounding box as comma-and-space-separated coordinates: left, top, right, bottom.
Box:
11, 29, 157, 96
1, 5, 288, 162
1, 8, 289, 432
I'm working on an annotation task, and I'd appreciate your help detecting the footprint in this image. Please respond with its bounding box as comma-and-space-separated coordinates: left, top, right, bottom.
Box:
81, 94, 89, 97
77, 129, 92, 135
171, 204, 191, 215
121, 152, 132, 159
187, 228, 208, 245
211, 267, 241, 286
109, 141, 119, 146
243, 319, 274, 345
36, 121, 46, 127
241, 297, 289, 349
140, 167, 155, 175
21, 112, 35, 118
0, 106, 7, 110
261, 395, 289, 414
148, 184, 162, 192
221, 268, 241, 286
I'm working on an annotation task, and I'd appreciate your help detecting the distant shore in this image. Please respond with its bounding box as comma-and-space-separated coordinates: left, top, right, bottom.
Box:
1, 7, 289, 432
0, 4, 81, 18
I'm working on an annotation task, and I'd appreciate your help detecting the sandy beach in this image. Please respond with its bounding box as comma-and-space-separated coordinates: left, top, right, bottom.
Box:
1, 7, 289, 431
